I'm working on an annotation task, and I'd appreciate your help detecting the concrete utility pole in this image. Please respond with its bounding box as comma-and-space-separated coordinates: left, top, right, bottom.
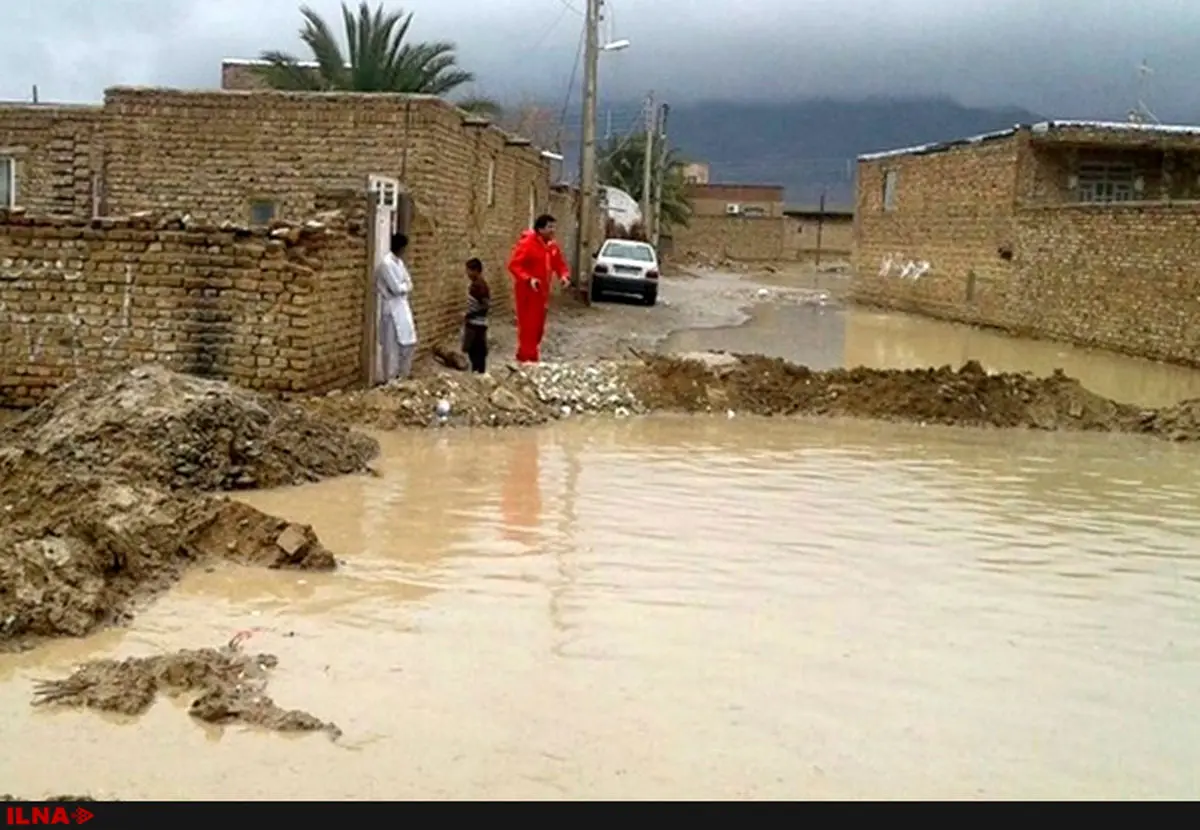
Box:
575, 0, 601, 300
651, 103, 670, 248
641, 92, 655, 236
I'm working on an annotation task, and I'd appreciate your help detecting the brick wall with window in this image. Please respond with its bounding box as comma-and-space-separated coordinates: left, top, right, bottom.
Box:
852, 134, 1023, 325
0, 104, 103, 217
0, 89, 558, 397
853, 127, 1200, 366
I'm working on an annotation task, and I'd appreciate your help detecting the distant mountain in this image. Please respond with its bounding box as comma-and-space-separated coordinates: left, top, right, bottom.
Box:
666, 97, 1043, 209
551, 96, 1043, 211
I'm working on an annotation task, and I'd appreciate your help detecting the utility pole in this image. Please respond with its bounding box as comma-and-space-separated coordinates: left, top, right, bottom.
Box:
641, 91, 655, 239
575, 0, 601, 301
815, 187, 826, 267
651, 103, 670, 249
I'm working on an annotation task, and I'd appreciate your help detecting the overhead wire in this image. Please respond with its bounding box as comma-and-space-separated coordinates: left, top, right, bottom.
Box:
555, 18, 587, 149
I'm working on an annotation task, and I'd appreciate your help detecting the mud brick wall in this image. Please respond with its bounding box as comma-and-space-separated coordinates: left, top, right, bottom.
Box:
1010, 203, 1200, 365
670, 215, 788, 261
851, 135, 1022, 325
790, 216, 854, 260
0, 211, 366, 407
98, 88, 549, 356
0, 104, 103, 218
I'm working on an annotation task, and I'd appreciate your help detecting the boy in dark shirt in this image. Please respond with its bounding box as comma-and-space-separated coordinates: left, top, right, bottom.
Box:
462, 258, 490, 373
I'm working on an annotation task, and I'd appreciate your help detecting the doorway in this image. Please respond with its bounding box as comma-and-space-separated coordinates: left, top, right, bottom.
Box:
364, 174, 406, 386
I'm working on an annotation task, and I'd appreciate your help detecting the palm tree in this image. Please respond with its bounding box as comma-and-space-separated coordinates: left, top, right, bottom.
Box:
256, 2, 495, 113
598, 131, 693, 232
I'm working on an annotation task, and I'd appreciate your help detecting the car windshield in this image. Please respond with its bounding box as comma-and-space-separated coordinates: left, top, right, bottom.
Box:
602, 242, 655, 262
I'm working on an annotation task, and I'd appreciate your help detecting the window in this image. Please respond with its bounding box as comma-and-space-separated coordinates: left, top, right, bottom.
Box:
600, 241, 656, 262
882, 170, 898, 211
486, 160, 496, 207
0, 157, 14, 208
249, 200, 277, 225
1075, 162, 1136, 203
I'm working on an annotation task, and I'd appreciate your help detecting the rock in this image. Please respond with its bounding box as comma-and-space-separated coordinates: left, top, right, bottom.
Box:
274, 524, 309, 557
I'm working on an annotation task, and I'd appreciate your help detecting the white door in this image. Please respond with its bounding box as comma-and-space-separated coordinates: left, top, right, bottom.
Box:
366, 175, 401, 385
368, 174, 400, 266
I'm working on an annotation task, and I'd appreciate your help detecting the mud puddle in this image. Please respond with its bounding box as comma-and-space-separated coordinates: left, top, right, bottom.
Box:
4, 419, 1200, 799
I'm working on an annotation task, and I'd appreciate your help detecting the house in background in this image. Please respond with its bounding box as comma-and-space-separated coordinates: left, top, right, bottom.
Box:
685, 183, 785, 218
853, 120, 1200, 366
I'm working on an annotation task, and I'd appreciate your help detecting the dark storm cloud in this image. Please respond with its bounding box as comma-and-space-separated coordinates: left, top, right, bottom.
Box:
3, 0, 1197, 120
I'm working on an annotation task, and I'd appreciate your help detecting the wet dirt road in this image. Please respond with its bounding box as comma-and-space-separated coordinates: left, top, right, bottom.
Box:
3, 417, 1200, 800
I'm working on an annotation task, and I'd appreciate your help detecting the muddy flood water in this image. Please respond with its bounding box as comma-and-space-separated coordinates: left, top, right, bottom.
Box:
3, 416, 1200, 799
665, 302, 1200, 408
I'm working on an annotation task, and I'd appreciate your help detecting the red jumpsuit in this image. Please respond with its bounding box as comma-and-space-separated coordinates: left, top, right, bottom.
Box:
506, 229, 570, 363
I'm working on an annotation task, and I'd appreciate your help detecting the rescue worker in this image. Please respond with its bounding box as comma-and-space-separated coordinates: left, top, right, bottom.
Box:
506, 213, 570, 363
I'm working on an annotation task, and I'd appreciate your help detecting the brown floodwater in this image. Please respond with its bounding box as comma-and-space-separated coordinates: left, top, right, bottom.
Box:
664, 302, 1200, 409
2, 417, 1200, 800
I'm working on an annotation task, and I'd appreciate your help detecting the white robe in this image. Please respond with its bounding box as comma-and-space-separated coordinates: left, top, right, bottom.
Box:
375, 252, 417, 382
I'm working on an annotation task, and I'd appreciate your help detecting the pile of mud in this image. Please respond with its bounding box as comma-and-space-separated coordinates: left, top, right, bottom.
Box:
1, 365, 379, 492
0, 365, 370, 648
1129, 398, 1200, 442
634, 354, 1200, 439
31, 639, 339, 739
0, 456, 334, 647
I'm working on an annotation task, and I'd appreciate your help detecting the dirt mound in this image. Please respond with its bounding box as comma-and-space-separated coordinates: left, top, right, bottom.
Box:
31, 639, 339, 739
1130, 398, 1200, 442
634, 354, 1143, 433
0, 456, 333, 649
1, 365, 379, 492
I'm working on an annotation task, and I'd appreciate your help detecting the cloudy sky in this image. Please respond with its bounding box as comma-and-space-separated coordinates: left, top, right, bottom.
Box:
2, 0, 1197, 120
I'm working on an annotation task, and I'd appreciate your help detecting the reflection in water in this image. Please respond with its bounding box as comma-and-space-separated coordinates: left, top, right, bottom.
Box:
2, 418, 1200, 799
665, 303, 1200, 408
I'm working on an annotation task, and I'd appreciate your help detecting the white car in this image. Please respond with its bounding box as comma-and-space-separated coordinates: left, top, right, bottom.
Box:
590, 239, 660, 306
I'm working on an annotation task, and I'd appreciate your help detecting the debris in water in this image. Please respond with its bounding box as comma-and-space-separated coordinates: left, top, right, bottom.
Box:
31, 642, 341, 740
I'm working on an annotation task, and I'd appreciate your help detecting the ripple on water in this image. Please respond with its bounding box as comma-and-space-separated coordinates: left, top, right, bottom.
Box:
3, 415, 1200, 799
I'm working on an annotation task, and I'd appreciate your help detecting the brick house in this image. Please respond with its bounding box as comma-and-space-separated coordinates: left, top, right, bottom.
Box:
667, 181, 794, 262
853, 121, 1200, 366
686, 183, 785, 218
0, 87, 561, 404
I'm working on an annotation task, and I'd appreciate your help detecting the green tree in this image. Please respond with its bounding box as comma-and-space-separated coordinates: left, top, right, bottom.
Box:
598, 131, 693, 232
256, 2, 495, 113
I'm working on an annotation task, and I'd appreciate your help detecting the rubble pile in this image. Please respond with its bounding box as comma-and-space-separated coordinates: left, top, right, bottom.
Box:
306, 361, 642, 428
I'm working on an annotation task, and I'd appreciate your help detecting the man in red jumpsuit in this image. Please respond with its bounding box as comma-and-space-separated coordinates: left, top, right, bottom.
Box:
506, 213, 571, 363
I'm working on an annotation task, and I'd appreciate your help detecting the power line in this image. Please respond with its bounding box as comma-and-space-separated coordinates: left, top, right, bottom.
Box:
528, 1, 573, 52
555, 20, 587, 147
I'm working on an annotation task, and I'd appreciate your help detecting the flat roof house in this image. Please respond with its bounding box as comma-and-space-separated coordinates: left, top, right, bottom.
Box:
0, 86, 557, 402
853, 120, 1200, 366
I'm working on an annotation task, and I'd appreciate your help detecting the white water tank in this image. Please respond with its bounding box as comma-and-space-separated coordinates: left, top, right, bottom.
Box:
601, 185, 642, 231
